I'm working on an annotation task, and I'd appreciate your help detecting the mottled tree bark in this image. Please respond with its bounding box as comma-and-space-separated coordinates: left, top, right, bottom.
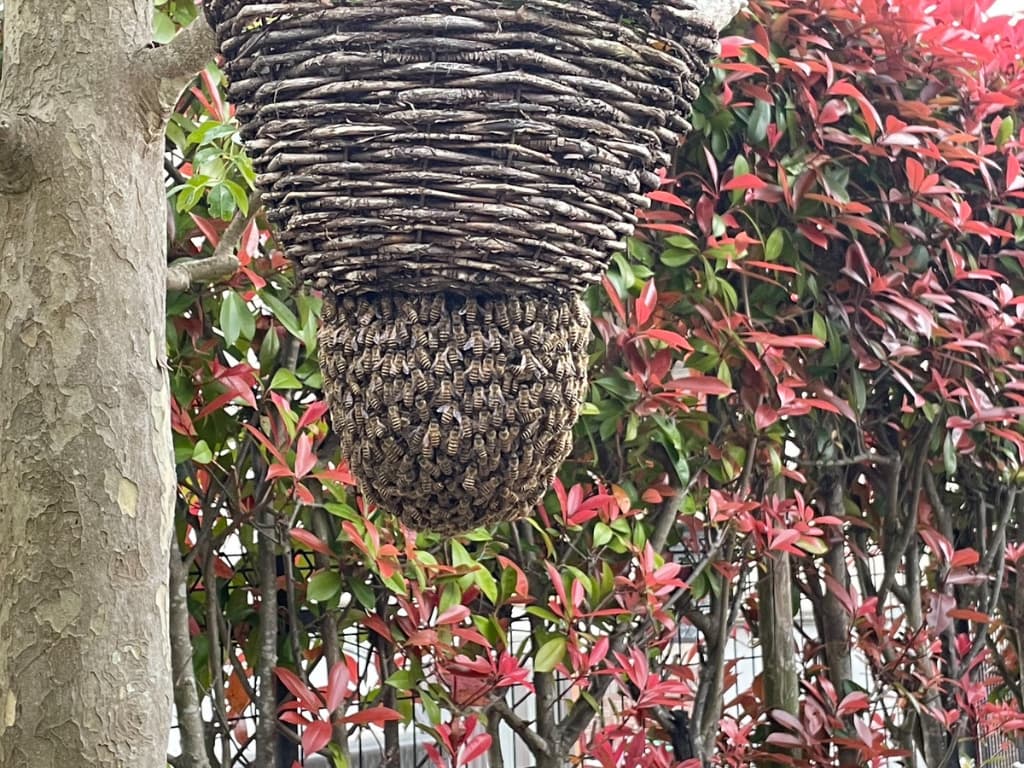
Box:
0, 2, 212, 764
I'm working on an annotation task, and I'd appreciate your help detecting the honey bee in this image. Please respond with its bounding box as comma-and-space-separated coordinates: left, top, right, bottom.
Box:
471, 387, 486, 413
412, 323, 429, 348
433, 351, 452, 377
494, 302, 511, 331
413, 346, 431, 371
461, 468, 478, 493
366, 389, 383, 412
445, 427, 461, 457
436, 380, 453, 406
422, 423, 441, 458
386, 406, 404, 432
427, 295, 444, 323
400, 301, 419, 324
464, 298, 479, 325
464, 330, 486, 358
415, 397, 430, 421
523, 301, 537, 324
382, 438, 403, 464
369, 418, 387, 440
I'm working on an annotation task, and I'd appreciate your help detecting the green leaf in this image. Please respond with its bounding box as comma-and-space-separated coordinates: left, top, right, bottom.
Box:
191, 439, 213, 465
307, 571, 342, 603
385, 670, 417, 691
997, 115, 1015, 148
533, 636, 567, 673
350, 579, 375, 612
153, 10, 177, 44
220, 291, 253, 348
593, 522, 613, 548
812, 312, 828, 343
747, 98, 771, 144
208, 184, 236, 221
764, 228, 785, 261
474, 566, 499, 604
260, 291, 304, 340
943, 431, 958, 476
269, 369, 304, 390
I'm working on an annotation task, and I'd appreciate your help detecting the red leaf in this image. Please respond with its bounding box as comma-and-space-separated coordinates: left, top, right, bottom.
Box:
770, 529, 801, 551
647, 189, 692, 210
436, 605, 471, 626
665, 376, 734, 396
238, 219, 260, 266
297, 401, 330, 433
244, 423, 288, 465
290, 528, 332, 557
190, 213, 222, 246
342, 706, 403, 726
948, 608, 990, 623
950, 548, 980, 568
771, 708, 808, 737
602, 275, 627, 323
275, 667, 321, 711
639, 328, 693, 350
755, 404, 779, 430
721, 173, 768, 191
301, 720, 332, 755
325, 661, 350, 713
294, 433, 317, 479
458, 733, 493, 766
636, 279, 657, 327
837, 691, 870, 716
828, 80, 879, 137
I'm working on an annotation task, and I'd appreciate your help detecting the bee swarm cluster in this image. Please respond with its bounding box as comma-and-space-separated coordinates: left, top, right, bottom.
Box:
320, 292, 589, 532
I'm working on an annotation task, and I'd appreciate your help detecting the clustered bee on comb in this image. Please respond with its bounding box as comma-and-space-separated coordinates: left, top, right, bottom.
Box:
319, 292, 590, 533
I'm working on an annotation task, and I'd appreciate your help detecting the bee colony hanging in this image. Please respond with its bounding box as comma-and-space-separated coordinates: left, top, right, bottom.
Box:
204, 0, 725, 533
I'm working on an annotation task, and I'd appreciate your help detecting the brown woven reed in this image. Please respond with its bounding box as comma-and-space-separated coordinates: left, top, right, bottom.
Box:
319, 292, 590, 532
205, 0, 718, 296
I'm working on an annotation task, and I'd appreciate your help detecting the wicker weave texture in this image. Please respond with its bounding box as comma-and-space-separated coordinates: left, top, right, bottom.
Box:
207, 0, 718, 296
319, 292, 589, 532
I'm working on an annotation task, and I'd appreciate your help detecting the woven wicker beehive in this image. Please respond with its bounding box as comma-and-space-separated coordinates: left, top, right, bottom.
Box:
205, 0, 719, 531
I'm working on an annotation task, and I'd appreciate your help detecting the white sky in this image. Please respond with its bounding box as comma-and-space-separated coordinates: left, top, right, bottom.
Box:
990, 0, 1024, 15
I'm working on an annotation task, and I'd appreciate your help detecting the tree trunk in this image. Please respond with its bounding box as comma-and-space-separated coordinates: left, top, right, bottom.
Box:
758, 551, 800, 767
0, 2, 211, 764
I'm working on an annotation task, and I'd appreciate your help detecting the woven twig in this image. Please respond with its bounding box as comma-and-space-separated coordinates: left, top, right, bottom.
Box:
206, 0, 718, 296
319, 292, 590, 532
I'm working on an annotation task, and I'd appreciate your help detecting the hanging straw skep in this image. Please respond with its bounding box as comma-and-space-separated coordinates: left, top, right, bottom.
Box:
205, 0, 722, 531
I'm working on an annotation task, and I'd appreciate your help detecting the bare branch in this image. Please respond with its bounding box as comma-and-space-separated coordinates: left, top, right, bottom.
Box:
0, 114, 34, 194
136, 19, 217, 100
488, 699, 552, 757
255, 510, 280, 768
167, 192, 261, 291
170, 534, 215, 768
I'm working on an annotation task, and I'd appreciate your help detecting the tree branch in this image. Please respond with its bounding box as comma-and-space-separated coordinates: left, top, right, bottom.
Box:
169, 533, 215, 768
0, 114, 34, 194
167, 192, 261, 291
488, 699, 552, 757
136, 18, 217, 98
